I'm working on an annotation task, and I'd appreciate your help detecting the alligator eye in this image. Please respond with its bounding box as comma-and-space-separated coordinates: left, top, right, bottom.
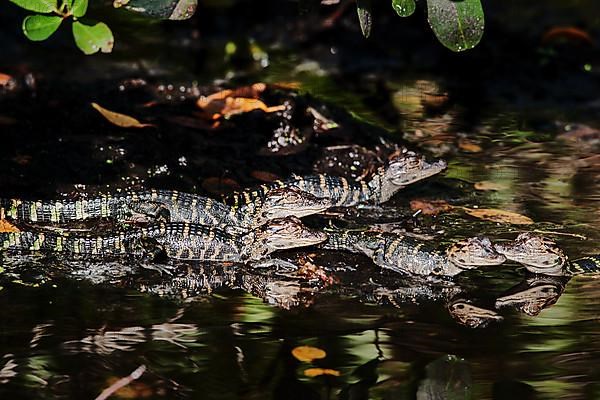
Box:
542, 260, 550, 265
433, 267, 442, 274
458, 258, 466, 263
456, 304, 465, 309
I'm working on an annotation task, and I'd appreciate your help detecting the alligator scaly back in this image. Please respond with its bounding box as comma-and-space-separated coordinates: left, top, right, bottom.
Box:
227, 150, 447, 208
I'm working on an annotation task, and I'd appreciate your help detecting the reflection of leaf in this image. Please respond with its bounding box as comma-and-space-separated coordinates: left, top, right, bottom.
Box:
462, 208, 534, 225
474, 181, 506, 191
356, 0, 372, 38
292, 346, 326, 362
0, 220, 20, 233
72, 21, 114, 55
10, 0, 56, 13
427, 0, 485, 52
457, 138, 482, 153
304, 368, 340, 377
22, 15, 62, 41
392, 0, 416, 17
91, 103, 154, 128
115, 0, 197, 20
410, 199, 453, 216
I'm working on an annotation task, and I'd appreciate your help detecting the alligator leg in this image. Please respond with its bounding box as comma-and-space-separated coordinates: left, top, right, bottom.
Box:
127, 202, 171, 223
132, 237, 175, 275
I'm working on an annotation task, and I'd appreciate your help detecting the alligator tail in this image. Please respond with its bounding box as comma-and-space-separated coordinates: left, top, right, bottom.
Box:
0, 229, 139, 256
569, 254, 600, 275
0, 197, 127, 223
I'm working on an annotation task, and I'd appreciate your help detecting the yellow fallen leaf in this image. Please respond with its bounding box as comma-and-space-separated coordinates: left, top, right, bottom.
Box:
0, 219, 20, 233
462, 207, 534, 225
474, 181, 507, 191
291, 345, 327, 362
304, 368, 341, 377
91, 103, 154, 128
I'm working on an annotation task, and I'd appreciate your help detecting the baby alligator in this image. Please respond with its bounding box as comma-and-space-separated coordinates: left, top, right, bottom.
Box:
494, 232, 600, 276
0, 216, 327, 262
322, 231, 506, 276
0, 187, 331, 231
227, 149, 447, 208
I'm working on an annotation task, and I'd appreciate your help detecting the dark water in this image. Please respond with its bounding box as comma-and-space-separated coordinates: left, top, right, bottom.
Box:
1, 1, 600, 399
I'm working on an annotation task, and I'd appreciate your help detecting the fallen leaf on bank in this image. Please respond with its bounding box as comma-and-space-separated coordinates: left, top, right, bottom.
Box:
458, 138, 483, 153
0, 219, 20, 233
220, 97, 286, 118
0, 73, 13, 86
201, 177, 240, 196
91, 103, 154, 128
103, 376, 153, 399
462, 207, 534, 225
292, 346, 327, 362
474, 181, 507, 191
304, 368, 341, 377
542, 26, 594, 46
410, 199, 454, 216
250, 170, 281, 182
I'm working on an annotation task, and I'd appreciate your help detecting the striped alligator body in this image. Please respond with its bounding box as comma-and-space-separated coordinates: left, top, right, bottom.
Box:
227, 149, 447, 208
494, 232, 600, 276
0, 187, 332, 231
322, 231, 506, 276
0, 217, 327, 262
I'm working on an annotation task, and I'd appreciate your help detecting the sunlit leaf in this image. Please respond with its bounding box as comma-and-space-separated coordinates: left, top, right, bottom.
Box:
0, 220, 20, 233
392, 0, 415, 17
356, 0, 372, 38
71, 0, 88, 18
292, 345, 327, 362
10, 0, 56, 13
219, 98, 285, 119
91, 102, 154, 128
72, 21, 114, 55
22, 15, 62, 41
114, 0, 197, 20
457, 138, 482, 153
304, 368, 341, 377
463, 208, 534, 225
426, 0, 484, 52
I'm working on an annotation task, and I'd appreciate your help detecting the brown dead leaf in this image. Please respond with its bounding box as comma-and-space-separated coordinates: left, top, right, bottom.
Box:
410, 199, 454, 216
462, 207, 534, 225
91, 103, 154, 128
304, 368, 341, 377
474, 181, 507, 191
104, 377, 153, 399
201, 177, 240, 196
458, 139, 482, 153
542, 26, 594, 46
292, 346, 327, 362
0, 219, 20, 233
250, 170, 281, 182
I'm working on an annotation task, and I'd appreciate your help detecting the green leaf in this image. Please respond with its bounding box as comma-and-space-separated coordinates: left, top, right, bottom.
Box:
71, 0, 88, 17
72, 21, 114, 55
356, 0, 372, 38
426, 0, 485, 52
62, 0, 73, 9
392, 0, 415, 17
22, 15, 62, 41
116, 0, 197, 20
9, 0, 57, 13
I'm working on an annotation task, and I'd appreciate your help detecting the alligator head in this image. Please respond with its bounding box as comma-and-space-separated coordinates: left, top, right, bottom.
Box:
494, 233, 567, 275
446, 236, 506, 270
447, 299, 504, 328
257, 187, 332, 223
250, 216, 327, 258
495, 276, 566, 316
374, 149, 447, 203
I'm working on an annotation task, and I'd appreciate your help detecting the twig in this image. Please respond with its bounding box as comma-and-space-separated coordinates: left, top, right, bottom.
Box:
95, 365, 146, 400
531, 230, 588, 240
